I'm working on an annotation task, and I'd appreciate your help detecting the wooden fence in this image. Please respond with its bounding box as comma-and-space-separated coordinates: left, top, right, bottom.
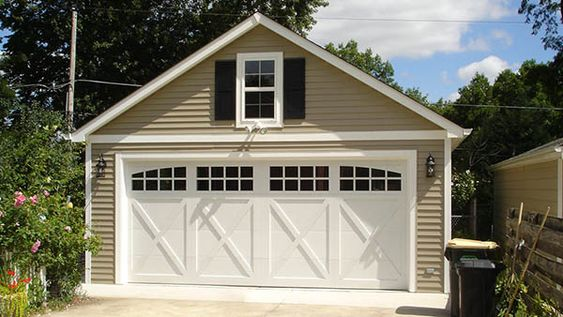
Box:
505, 207, 563, 309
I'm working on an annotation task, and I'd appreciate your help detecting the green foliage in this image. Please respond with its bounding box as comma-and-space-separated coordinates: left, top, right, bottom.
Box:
0, 291, 28, 317
496, 262, 560, 316
519, 0, 562, 52
0, 191, 101, 306
325, 40, 396, 85
452, 170, 477, 214
0, 0, 328, 123
0, 102, 99, 306
440, 57, 562, 239
404, 87, 430, 106
0, 103, 84, 202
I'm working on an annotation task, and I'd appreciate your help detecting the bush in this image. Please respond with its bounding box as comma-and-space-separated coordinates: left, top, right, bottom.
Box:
0, 191, 100, 305
0, 103, 100, 307
452, 169, 477, 214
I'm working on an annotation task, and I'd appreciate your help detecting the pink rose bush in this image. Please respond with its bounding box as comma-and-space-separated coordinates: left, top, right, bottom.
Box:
31, 240, 41, 253
0, 189, 101, 306
14, 191, 26, 207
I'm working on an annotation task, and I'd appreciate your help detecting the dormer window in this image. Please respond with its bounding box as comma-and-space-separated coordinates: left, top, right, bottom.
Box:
236, 52, 283, 128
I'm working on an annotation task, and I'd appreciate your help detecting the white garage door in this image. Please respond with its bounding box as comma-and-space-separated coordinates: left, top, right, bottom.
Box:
125, 159, 410, 290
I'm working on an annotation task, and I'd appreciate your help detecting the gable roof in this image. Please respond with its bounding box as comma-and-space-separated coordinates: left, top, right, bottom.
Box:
71, 12, 466, 142
492, 138, 563, 171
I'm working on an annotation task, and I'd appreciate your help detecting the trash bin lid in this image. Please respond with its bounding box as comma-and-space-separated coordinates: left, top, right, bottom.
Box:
446, 238, 498, 250
456, 259, 497, 269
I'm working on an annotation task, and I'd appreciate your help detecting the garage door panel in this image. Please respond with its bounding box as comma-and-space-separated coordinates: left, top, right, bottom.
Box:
130, 200, 187, 280
195, 199, 254, 279
127, 160, 410, 290
268, 199, 330, 280
338, 198, 405, 286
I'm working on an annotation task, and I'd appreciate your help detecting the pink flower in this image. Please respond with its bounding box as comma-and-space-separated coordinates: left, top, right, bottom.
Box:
14, 191, 23, 197
30, 195, 38, 205
64, 226, 72, 232
43, 190, 50, 198
31, 240, 41, 254
14, 194, 26, 207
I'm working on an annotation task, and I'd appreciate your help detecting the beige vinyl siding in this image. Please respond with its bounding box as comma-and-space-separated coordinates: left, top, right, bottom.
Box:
89, 140, 445, 292
96, 25, 439, 135
494, 160, 559, 241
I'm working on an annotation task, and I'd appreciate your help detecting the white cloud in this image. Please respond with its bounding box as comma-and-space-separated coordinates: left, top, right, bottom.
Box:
447, 91, 461, 102
491, 29, 513, 46
309, 0, 511, 59
457, 55, 510, 82
465, 37, 489, 51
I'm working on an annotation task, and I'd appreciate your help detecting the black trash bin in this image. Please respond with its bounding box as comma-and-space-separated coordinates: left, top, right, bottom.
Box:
444, 239, 500, 317
457, 259, 504, 317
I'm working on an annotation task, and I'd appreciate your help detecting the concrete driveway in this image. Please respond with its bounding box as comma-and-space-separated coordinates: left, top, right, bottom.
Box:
42, 298, 449, 317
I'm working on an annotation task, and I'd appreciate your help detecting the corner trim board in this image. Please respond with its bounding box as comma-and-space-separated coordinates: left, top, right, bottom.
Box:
85, 142, 92, 284
443, 138, 452, 293
558, 158, 562, 218
87, 130, 449, 144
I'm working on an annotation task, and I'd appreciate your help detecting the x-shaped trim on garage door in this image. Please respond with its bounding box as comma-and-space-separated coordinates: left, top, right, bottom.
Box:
194, 200, 254, 277
269, 200, 329, 279
131, 201, 187, 275
339, 202, 401, 276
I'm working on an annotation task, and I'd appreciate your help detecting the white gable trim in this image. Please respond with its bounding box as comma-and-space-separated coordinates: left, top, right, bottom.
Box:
87, 130, 451, 144
71, 12, 464, 142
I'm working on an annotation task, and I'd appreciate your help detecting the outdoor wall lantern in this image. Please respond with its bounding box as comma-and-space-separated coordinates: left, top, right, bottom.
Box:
96, 154, 107, 178
426, 153, 436, 177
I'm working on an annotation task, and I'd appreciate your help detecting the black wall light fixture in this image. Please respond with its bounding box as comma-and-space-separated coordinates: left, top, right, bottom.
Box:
96, 154, 107, 178
426, 153, 436, 177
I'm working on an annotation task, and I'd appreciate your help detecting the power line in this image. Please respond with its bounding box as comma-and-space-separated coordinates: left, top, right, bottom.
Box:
79, 7, 528, 25
12, 78, 142, 90
442, 103, 563, 111
75, 79, 142, 87
10, 81, 563, 111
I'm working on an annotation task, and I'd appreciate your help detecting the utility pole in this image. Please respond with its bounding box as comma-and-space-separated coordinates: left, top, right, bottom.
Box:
66, 9, 77, 131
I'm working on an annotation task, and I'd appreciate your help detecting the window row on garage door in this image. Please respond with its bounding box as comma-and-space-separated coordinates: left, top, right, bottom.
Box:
129, 164, 403, 193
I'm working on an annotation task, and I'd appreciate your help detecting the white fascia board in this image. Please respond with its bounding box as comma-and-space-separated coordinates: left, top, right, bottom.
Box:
254, 14, 465, 138
70, 15, 261, 143
88, 130, 448, 144
492, 149, 563, 171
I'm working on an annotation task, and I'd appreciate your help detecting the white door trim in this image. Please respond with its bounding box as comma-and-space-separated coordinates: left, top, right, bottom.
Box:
113, 150, 417, 291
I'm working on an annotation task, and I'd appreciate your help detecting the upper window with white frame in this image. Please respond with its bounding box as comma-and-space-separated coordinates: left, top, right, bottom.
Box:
236, 52, 283, 128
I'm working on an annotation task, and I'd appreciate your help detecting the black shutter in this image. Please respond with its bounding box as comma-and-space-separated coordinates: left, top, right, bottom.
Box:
284, 58, 306, 119
214, 60, 236, 120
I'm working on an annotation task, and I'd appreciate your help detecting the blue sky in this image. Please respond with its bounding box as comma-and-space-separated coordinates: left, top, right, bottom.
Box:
1, 1, 559, 103
309, 0, 560, 102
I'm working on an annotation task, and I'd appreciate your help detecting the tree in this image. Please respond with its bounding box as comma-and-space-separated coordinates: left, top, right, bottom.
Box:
519, 0, 563, 51
442, 59, 563, 238
0, 0, 328, 125
325, 40, 396, 86
404, 87, 430, 106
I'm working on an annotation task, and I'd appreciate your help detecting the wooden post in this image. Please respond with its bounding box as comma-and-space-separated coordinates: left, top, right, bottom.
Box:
509, 202, 524, 283
504, 206, 550, 317
66, 9, 77, 131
